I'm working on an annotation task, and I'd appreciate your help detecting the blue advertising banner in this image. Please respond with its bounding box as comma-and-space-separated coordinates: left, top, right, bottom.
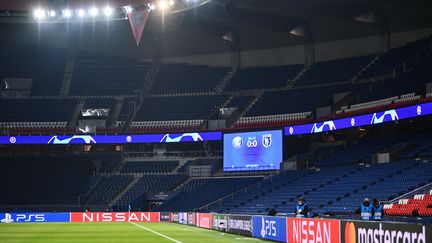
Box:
252, 216, 287, 242
0, 213, 70, 223
0, 132, 222, 145
285, 102, 432, 136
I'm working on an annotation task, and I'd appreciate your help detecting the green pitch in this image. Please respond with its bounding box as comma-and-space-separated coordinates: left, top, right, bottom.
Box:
0, 222, 265, 243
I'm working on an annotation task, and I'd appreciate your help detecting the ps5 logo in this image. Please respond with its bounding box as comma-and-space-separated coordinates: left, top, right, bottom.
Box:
262, 134, 272, 148
1, 213, 13, 223
311, 121, 336, 133
232, 136, 243, 149
47, 135, 97, 145
371, 110, 399, 124
160, 133, 204, 143
260, 217, 277, 238
1, 213, 45, 223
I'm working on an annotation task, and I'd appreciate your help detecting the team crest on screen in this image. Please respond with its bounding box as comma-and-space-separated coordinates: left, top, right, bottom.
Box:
232, 136, 243, 149
262, 134, 272, 148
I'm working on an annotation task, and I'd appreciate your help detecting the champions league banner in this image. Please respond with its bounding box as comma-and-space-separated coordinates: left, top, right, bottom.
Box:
285, 102, 432, 136
0, 132, 222, 145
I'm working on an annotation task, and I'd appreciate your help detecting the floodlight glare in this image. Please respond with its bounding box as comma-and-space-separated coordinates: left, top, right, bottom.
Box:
124, 6, 133, 14
63, 10, 72, 18
33, 9, 46, 19
169, 0, 175, 6
149, 4, 156, 11
159, 0, 169, 11
89, 8, 99, 17
103, 7, 113, 16
49, 10, 56, 17
77, 9, 86, 17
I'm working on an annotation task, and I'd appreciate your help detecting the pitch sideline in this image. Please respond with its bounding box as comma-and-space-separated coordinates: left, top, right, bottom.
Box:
129, 222, 182, 243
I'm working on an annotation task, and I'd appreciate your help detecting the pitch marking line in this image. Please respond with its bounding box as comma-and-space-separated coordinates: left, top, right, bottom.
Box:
129, 222, 182, 243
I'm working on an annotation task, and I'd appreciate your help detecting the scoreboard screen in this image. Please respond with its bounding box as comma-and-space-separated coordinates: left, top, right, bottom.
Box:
223, 130, 283, 171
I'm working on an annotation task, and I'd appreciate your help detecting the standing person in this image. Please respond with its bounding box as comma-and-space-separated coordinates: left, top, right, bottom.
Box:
358, 198, 373, 220
295, 197, 310, 218
372, 198, 383, 220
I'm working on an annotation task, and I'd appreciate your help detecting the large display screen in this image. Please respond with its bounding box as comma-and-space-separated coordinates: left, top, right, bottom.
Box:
285, 102, 432, 136
0, 132, 222, 145
223, 130, 283, 171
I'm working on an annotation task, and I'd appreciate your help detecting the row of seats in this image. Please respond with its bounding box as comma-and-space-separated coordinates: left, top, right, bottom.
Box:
236, 112, 311, 124
120, 160, 179, 173
207, 160, 432, 215
155, 177, 263, 212
84, 175, 134, 205
113, 174, 188, 209
384, 193, 432, 217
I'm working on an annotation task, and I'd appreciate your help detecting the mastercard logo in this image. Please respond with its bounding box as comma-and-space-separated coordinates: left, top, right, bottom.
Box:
344, 222, 356, 243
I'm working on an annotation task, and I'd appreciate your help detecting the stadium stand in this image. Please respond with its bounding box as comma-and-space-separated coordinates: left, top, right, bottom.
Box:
70, 55, 150, 95
155, 177, 263, 212
205, 159, 432, 216
0, 43, 68, 96
0, 99, 77, 122
0, 156, 94, 205
245, 84, 349, 117
297, 55, 374, 85
385, 192, 432, 217
85, 175, 134, 209
113, 174, 188, 210
150, 64, 230, 94
225, 65, 303, 91
120, 160, 179, 173
134, 95, 229, 121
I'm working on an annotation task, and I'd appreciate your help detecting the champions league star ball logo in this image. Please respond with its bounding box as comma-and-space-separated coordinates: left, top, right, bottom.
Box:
47, 135, 97, 145
9, 137, 16, 144
311, 121, 336, 133
160, 133, 204, 143
262, 134, 272, 148
289, 127, 294, 135
371, 110, 399, 124
232, 136, 243, 149
350, 118, 356, 126
126, 136, 132, 143
417, 106, 422, 115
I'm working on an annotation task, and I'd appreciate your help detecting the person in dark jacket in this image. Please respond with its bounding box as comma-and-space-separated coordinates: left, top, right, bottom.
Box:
295, 197, 310, 218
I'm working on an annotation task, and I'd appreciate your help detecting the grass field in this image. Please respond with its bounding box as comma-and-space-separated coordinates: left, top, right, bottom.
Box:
0, 222, 265, 243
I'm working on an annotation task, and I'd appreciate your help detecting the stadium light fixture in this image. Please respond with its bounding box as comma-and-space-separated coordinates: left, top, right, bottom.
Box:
33, 9, 46, 19
159, 0, 169, 11
103, 7, 113, 17
48, 10, 56, 17
77, 9, 86, 18
149, 4, 156, 11
89, 8, 99, 17
124, 6, 133, 14
63, 10, 72, 18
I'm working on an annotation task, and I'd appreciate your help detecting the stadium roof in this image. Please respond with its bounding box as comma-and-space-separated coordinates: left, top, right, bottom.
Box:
0, 0, 430, 58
